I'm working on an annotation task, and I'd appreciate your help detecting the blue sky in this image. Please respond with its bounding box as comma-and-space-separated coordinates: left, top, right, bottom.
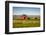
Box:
13, 7, 40, 15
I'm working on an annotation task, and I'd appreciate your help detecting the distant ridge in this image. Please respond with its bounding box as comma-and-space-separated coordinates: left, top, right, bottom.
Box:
13, 15, 40, 17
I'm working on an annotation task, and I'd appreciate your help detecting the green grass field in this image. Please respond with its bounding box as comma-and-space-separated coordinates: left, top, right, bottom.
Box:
13, 19, 40, 28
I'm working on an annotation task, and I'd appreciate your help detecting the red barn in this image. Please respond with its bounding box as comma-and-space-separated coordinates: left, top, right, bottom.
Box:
20, 15, 28, 20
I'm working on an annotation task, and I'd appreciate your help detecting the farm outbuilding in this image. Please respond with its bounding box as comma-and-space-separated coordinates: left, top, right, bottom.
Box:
19, 15, 28, 20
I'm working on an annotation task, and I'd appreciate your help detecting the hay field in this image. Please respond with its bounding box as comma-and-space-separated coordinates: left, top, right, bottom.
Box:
13, 19, 40, 28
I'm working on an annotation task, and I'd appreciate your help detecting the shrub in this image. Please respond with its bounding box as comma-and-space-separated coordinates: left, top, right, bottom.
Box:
28, 17, 30, 20
35, 17, 37, 19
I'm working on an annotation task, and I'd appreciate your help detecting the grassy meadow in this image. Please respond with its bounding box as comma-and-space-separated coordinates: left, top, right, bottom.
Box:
13, 16, 40, 28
